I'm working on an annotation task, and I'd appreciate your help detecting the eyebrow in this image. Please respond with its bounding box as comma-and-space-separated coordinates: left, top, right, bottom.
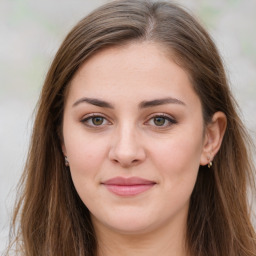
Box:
139, 97, 186, 108
72, 97, 114, 108
72, 96, 185, 109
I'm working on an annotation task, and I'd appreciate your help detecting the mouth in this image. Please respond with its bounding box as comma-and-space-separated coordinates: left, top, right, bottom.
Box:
101, 176, 156, 196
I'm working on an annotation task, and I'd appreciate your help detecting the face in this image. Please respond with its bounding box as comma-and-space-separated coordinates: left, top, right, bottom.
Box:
62, 42, 207, 235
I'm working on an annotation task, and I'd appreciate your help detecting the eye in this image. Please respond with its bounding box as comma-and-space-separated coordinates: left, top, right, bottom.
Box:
146, 114, 177, 128
91, 116, 105, 125
81, 114, 110, 127
153, 116, 167, 126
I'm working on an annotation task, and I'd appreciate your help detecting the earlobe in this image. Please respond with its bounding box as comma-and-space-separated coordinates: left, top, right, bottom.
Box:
200, 111, 227, 166
62, 144, 69, 166
64, 156, 69, 166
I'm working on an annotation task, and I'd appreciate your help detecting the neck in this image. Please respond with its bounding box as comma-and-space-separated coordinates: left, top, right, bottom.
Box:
94, 216, 189, 256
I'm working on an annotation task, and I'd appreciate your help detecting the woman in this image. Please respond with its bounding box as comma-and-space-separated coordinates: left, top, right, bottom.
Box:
6, 0, 256, 255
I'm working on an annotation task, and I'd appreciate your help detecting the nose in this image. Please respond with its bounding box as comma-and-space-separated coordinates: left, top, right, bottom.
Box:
108, 124, 146, 168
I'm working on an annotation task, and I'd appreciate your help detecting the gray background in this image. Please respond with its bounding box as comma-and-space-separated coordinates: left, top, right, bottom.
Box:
1, 0, 256, 253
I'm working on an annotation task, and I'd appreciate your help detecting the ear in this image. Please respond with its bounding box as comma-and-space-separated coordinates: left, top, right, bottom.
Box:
200, 111, 227, 166
57, 127, 67, 156
62, 143, 67, 156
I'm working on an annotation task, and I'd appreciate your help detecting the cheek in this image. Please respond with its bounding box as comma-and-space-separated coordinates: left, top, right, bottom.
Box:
64, 129, 109, 178
149, 128, 203, 194
65, 134, 110, 204
153, 133, 202, 170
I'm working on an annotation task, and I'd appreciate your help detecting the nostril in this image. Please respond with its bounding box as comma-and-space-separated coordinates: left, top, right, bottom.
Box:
110, 156, 141, 168
108, 136, 146, 167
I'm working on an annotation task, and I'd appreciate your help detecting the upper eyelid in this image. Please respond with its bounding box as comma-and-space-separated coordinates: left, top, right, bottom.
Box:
145, 113, 176, 121
144, 113, 177, 127
81, 113, 111, 121
81, 115, 112, 128
80, 113, 112, 126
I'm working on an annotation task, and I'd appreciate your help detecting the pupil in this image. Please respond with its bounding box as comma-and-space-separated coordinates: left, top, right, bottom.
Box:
92, 117, 103, 125
154, 117, 165, 126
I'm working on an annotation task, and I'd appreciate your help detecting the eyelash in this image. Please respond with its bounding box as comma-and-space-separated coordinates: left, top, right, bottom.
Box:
81, 113, 177, 128
145, 114, 177, 128
81, 114, 111, 127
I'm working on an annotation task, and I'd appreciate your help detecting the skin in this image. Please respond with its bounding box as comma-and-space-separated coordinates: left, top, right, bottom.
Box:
62, 42, 226, 256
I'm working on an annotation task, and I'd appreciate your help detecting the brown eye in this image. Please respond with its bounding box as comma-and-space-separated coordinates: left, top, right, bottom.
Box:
153, 117, 166, 126
146, 114, 177, 128
92, 116, 104, 126
81, 115, 109, 127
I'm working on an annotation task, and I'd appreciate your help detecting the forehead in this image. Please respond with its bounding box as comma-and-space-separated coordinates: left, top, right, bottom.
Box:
66, 42, 200, 108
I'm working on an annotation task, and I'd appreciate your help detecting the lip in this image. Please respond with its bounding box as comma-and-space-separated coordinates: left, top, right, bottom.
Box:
101, 177, 156, 196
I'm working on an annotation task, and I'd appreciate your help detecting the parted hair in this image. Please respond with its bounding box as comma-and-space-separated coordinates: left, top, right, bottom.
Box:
6, 0, 256, 255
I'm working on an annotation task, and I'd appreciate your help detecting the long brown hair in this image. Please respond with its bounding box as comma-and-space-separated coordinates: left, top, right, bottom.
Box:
6, 0, 256, 255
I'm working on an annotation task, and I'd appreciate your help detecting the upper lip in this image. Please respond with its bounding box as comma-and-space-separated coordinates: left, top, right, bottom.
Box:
102, 176, 156, 185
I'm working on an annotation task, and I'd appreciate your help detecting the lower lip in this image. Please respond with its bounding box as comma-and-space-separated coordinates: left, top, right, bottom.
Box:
104, 184, 155, 196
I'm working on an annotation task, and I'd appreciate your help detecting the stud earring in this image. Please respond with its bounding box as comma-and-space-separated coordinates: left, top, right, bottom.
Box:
65, 156, 69, 166
207, 155, 213, 168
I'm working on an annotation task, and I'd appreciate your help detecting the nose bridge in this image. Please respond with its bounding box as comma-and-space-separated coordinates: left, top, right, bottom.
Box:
109, 120, 145, 167
118, 121, 137, 150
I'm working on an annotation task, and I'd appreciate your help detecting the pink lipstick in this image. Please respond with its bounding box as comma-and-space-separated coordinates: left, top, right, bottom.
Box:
102, 177, 156, 196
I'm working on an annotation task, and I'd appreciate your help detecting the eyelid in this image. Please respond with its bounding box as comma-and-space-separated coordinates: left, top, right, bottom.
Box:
80, 113, 112, 127
144, 113, 177, 127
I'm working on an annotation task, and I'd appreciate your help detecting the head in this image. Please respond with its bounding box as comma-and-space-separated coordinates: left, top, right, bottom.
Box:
11, 1, 255, 255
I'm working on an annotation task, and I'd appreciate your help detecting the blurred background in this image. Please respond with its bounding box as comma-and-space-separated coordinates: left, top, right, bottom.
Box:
0, 0, 256, 252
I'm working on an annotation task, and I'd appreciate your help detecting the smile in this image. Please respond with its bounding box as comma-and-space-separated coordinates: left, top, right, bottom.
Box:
101, 176, 156, 196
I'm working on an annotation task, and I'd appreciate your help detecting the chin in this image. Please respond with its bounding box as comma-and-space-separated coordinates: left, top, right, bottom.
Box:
107, 221, 156, 235
92, 209, 163, 235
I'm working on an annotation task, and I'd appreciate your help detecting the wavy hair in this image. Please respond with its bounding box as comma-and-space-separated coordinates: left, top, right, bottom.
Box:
6, 0, 256, 255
